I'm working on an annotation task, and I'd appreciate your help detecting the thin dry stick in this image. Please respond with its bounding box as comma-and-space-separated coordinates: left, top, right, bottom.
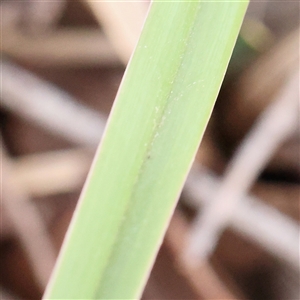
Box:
166, 210, 244, 300
11, 147, 299, 268
1, 143, 57, 289
1, 29, 119, 67
184, 166, 300, 269
1, 60, 106, 146
85, 0, 148, 64
14, 148, 93, 197
186, 71, 299, 264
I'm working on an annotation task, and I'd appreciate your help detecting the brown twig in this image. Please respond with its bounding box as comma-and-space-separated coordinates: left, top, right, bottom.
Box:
184, 166, 300, 269
186, 71, 299, 264
1, 143, 57, 289
13, 149, 93, 198
166, 210, 245, 300
85, 0, 148, 64
1, 60, 106, 146
1, 29, 119, 67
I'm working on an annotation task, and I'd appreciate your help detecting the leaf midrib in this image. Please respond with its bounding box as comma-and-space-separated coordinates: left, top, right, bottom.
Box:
94, 4, 201, 297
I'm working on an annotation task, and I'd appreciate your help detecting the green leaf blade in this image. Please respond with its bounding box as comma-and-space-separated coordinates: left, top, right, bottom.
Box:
44, 1, 248, 299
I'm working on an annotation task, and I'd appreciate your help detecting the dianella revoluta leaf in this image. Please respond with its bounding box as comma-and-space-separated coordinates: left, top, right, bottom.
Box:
44, 1, 248, 299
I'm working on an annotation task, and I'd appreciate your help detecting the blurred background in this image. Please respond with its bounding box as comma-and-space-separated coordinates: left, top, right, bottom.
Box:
0, 0, 299, 299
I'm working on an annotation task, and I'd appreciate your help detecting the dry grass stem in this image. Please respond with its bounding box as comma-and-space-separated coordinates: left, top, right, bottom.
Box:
185, 166, 299, 268
187, 70, 299, 263
85, 0, 148, 64
166, 211, 244, 300
1, 144, 57, 289
1, 60, 106, 146
13, 149, 93, 197
1, 29, 119, 67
